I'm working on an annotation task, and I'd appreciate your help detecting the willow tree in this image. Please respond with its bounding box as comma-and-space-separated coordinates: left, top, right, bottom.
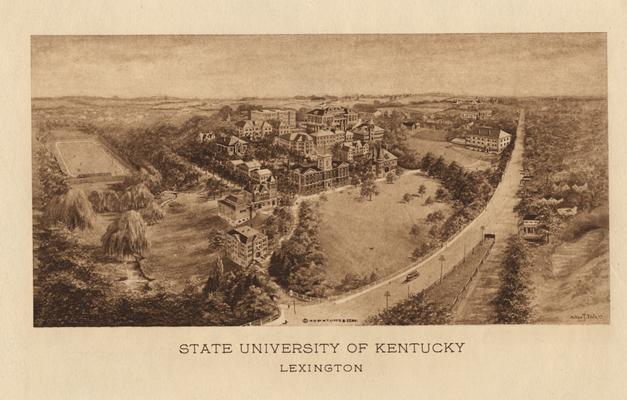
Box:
120, 183, 154, 211
141, 201, 165, 225
101, 210, 149, 261
88, 190, 105, 213
45, 188, 96, 230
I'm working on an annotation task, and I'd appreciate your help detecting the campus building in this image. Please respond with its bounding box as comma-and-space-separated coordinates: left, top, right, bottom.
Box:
351, 120, 385, 143
235, 120, 273, 141
224, 226, 269, 267
310, 129, 347, 153
216, 135, 248, 158
275, 132, 315, 157
249, 109, 296, 127
338, 140, 369, 162
218, 193, 254, 226
306, 105, 359, 132
289, 154, 350, 195
465, 127, 512, 153
373, 146, 398, 177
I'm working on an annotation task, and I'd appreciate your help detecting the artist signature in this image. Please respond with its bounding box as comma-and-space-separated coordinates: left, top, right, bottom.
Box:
569, 313, 604, 321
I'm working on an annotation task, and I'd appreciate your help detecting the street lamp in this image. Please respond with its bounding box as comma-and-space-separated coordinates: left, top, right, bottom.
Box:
438, 255, 445, 284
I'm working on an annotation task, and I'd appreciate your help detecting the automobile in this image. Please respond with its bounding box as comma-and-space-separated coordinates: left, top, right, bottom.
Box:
403, 270, 420, 283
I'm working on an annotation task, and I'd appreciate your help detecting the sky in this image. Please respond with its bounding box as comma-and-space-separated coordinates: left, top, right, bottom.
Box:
31, 34, 607, 98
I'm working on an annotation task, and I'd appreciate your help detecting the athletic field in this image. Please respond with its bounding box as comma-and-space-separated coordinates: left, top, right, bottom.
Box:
54, 140, 130, 177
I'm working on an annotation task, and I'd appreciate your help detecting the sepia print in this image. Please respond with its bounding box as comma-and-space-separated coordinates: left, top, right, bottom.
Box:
31, 34, 609, 327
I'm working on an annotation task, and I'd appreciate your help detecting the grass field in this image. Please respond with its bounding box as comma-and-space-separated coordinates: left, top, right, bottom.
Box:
405, 136, 496, 171
77, 191, 230, 289
318, 173, 450, 282
142, 193, 229, 283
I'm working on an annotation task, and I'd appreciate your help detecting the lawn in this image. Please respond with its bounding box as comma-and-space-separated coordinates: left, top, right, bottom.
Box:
317, 173, 450, 282
405, 136, 496, 171
76, 191, 230, 288
142, 192, 229, 283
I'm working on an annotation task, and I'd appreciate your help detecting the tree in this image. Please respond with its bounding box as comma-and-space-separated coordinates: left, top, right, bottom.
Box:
435, 187, 449, 202
102, 190, 121, 212
120, 183, 154, 210
101, 211, 149, 260
207, 228, 225, 252
410, 224, 421, 237
360, 172, 379, 201
426, 210, 445, 223
141, 201, 165, 225
45, 189, 96, 231
424, 196, 434, 205
402, 193, 413, 203
37, 147, 70, 204
88, 190, 105, 213
417, 184, 427, 197
493, 236, 530, 324
218, 105, 233, 121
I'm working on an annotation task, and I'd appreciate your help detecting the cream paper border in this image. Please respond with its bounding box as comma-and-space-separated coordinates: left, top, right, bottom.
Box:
1, 1, 626, 399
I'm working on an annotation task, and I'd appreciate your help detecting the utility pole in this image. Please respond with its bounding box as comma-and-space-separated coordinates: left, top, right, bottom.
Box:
384, 290, 391, 309
438, 255, 445, 284
481, 225, 486, 244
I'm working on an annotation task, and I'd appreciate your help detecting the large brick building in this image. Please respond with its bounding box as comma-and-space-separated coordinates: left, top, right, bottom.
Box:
466, 127, 512, 153
289, 154, 350, 195
218, 193, 253, 225
216, 135, 248, 158
309, 129, 347, 152
249, 109, 296, 127
352, 120, 385, 143
306, 105, 359, 131
275, 132, 315, 157
338, 140, 369, 162
224, 226, 269, 267
235, 120, 273, 141
373, 146, 398, 177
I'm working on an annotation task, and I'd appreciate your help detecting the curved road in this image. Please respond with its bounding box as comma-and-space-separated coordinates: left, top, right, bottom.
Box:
268, 110, 525, 326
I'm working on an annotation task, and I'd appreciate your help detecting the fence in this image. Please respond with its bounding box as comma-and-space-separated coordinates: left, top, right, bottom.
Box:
450, 239, 495, 309
241, 305, 281, 326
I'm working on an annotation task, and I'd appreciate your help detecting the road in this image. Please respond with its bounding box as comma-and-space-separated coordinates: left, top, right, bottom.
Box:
269, 109, 525, 326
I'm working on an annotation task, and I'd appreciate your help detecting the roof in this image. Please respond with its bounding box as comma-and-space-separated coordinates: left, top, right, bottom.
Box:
471, 127, 511, 139
239, 160, 261, 170
217, 135, 247, 146
235, 120, 254, 128
219, 193, 249, 208
307, 108, 326, 116
279, 132, 313, 142
227, 226, 264, 244
310, 129, 336, 138
377, 148, 398, 161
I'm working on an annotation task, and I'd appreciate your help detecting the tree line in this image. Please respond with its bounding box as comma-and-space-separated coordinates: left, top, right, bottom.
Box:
269, 201, 331, 298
